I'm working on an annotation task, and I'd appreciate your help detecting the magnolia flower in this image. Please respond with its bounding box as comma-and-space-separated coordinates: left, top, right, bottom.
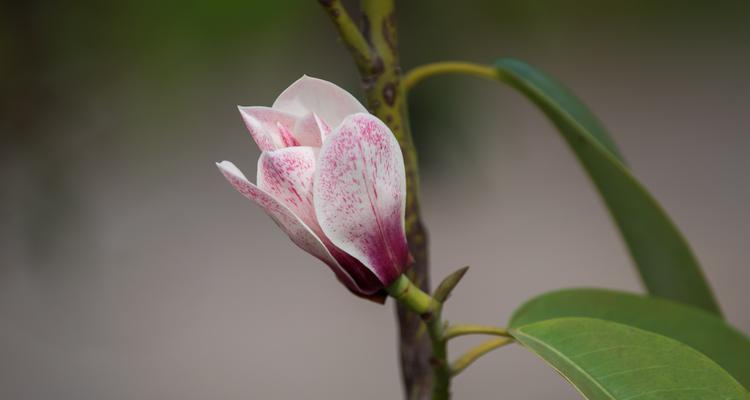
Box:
217, 76, 412, 302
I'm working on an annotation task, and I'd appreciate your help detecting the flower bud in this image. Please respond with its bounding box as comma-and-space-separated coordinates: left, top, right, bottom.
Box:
217, 76, 412, 302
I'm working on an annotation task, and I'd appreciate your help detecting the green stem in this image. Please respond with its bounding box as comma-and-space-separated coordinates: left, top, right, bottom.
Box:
450, 337, 514, 377
443, 324, 512, 340
403, 61, 499, 91
317, 0, 373, 69
387, 275, 436, 316
427, 310, 450, 400
387, 276, 451, 400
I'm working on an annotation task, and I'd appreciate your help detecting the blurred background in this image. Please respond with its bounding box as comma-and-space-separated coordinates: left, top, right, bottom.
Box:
2, 0, 749, 398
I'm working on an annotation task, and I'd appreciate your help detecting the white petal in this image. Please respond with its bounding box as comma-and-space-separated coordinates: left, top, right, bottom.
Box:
272, 75, 367, 129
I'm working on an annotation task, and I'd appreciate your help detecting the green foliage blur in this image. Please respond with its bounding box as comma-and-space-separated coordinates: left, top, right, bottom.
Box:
2, 0, 748, 259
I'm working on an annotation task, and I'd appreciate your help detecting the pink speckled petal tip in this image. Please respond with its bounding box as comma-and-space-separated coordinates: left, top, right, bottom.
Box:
237, 106, 299, 151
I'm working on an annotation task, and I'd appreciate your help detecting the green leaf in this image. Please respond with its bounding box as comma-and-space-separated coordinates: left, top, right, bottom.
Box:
493, 58, 721, 315
511, 317, 748, 399
509, 288, 750, 388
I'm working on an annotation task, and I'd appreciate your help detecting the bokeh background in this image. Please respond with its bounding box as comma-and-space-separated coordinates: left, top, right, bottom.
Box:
2, 0, 749, 399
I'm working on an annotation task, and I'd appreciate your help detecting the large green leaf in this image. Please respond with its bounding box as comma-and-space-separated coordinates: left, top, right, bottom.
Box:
511, 317, 748, 399
509, 288, 750, 388
494, 58, 721, 315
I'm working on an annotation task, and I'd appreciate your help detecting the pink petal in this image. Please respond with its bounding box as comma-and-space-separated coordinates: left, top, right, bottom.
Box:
238, 106, 298, 151
313, 113, 411, 286
216, 160, 380, 299
272, 75, 367, 130
293, 112, 331, 148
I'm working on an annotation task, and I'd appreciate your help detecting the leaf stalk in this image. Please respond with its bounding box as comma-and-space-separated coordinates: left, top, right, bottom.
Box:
403, 62, 498, 91
450, 337, 514, 377
443, 324, 512, 341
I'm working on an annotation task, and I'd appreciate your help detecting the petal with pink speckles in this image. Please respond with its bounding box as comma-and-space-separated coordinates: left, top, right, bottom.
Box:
256, 147, 319, 227
216, 160, 381, 300
273, 75, 367, 129
238, 106, 299, 151
256, 148, 386, 296
313, 113, 411, 286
